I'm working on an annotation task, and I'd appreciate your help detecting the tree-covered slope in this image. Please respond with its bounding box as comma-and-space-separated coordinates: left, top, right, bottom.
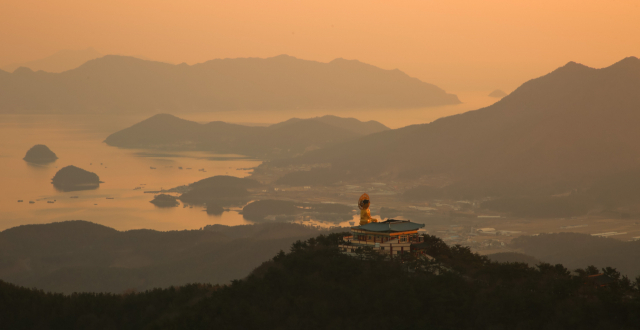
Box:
2, 233, 640, 329
0, 221, 342, 294
511, 232, 640, 278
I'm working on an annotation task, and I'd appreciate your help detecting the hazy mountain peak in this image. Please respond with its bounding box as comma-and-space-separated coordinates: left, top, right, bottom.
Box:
145, 113, 181, 121
488, 89, 508, 98
606, 56, 640, 70
557, 60, 591, 72
553, 56, 640, 74
498, 56, 640, 109
329, 57, 369, 67
77, 54, 153, 67
268, 54, 299, 60
12, 67, 34, 74
140, 113, 193, 126
329, 57, 356, 63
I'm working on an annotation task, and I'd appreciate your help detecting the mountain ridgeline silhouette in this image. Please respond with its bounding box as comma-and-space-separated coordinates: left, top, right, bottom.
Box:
272, 57, 640, 198
0, 220, 344, 294
1, 47, 103, 73
105, 114, 389, 158
0, 55, 459, 113
3, 230, 640, 329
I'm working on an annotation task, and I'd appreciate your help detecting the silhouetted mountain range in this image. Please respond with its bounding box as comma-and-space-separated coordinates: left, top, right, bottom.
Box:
1, 48, 103, 73
0, 220, 344, 294
105, 114, 389, 158
3, 231, 640, 329
0, 55, 459, 113
272, 57, 640, 198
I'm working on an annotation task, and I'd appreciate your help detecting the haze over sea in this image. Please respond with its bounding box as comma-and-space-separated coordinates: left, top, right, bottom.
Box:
0, 91, 496, 231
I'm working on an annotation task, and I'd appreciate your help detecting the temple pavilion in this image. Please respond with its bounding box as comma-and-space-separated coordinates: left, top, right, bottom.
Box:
339, 219, 426, 257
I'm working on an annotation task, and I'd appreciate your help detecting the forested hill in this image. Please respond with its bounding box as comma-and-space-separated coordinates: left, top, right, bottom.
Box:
271, 57, 640, 197
511, 232, 640, 278
104, 114, 389, 158
0, 54, 459, 114
2, 233, 640, 329
0, 220, 343, 294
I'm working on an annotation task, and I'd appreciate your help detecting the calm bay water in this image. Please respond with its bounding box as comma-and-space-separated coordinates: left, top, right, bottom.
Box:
0, 115, 262, 231
0, 93, 497, 231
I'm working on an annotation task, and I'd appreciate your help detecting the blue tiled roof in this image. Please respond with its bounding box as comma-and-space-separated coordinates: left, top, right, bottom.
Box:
353, 219, 424, 232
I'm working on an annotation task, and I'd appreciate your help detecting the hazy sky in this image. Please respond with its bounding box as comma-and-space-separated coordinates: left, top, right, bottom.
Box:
2, 0, 639, 92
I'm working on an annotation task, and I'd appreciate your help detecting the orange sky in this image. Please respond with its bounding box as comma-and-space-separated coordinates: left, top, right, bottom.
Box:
1, 0, 639, 92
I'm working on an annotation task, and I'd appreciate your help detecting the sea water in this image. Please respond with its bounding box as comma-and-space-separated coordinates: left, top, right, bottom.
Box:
0, 93, 497, 231
0, 114, 261, 231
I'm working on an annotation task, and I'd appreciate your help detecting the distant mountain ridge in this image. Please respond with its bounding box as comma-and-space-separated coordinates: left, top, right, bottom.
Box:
511, 232, 640, 278
1, 47, 103, 73
104, 114, 389, 158
271, 57, 640, 197
0, 55, 459, 113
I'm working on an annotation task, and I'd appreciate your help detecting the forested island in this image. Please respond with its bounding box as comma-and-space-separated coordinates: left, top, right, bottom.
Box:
23, 144, 58, 163
51, 165, 101, 191
149, 194, 180, 207
175, 175, 261, 206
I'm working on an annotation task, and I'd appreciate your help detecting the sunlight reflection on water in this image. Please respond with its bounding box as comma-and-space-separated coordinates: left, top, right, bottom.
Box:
0, 93, 497, 231
0, 116, 260, 231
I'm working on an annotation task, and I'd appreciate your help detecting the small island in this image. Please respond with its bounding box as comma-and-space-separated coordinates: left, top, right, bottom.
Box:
488, 89, 508, 98
52, 165, 101, 191
177, 175, 261, 206
205, 203, 224, 215
23, 144, 58, 164
150, 194, 180, 207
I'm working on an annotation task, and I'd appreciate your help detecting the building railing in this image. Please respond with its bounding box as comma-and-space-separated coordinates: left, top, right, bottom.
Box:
344, 235, 424, 244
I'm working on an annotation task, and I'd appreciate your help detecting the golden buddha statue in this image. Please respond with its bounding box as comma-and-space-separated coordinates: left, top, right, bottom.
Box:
358, 193, 378, 226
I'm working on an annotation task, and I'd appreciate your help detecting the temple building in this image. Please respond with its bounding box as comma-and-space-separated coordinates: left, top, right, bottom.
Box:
339, 219, 426, 257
